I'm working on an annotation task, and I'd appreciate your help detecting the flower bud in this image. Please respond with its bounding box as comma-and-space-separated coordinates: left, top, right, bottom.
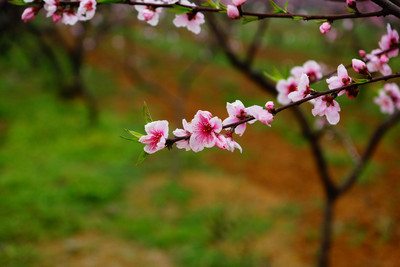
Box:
352, 59, 369, 75
346, 87, 359, 99
21, 6, 40, 23
319, 22, 331, 34
359, 50, 366, 58
265, 101, 275, 111
227, 5, 240, 19
232, 0, 246, 7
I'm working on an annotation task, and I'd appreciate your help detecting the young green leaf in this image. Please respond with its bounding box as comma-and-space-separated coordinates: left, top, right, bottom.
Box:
171, 4, 193, 12
242, 16, 259, 25
264, 67, 285, 83
270, 0, 287, 14
120, 136, 140, 142
292, 16, 304, 21
8, 0, 28, 6
143, 101, 153, 124
136, 150, 149, 166
344, 5, 356, 13
353, 79, 370, 84
284, 1, 289, 12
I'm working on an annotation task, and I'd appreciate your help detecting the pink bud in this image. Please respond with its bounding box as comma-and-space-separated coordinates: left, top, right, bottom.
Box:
359, 50, 366, 57
265, 101, 274, 110
352, 59, 368, 75
227, 5, 240, 19
53, 12, 62, 23
142, 9, 155, 21
232, 0, 246, 7
21, 6, 39, 23
319, 22, 331, 34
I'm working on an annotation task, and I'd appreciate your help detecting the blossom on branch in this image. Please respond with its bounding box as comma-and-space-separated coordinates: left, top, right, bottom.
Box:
276, 77, 298, 105
172, 119, 192, 151
366, 49, 392, 75
246, 105, 274, 127
187, 111, 222, 152
77, 0, 97, 21
135, 0, 163, 26
290, 60, 322, 82
379, 24, 399, 58
326, 64, 351, 95
173, 0, 204, 34
216, 132, 242, 153
222, 100, 249, 136
288, 74, 312, 102
312, 95, 341, 125
374, 83, 400, 114
139, 120, 169, 154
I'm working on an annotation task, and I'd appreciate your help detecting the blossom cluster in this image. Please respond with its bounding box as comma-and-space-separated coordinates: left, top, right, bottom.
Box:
374, 83, 400, 115
22, 0, 97, 25
276, 24, 399, 125
138, 100, 274, 154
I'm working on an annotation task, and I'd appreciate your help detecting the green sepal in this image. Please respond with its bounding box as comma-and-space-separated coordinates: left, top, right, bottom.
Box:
344, 5, 356, 13
120, 135, 140, 142
143, 101, 153, 124
136, 150, 149, 166
8, 0, 28, 6
292, 16, 304, 21
171, 4, 192, 13
284, 1, 289, 12
270, 0, 287, 14
353, 78, 370, 84
242, 16, 259, 25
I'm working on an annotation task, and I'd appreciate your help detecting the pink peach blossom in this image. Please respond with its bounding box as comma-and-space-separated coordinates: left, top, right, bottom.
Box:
135, 0, 162, 26
62, 9, 79, 25
77, 0, 97, 21
288, 73, 312, 102
44, 0, 58, 18
290, 60, 323, 82
326, 64, 351, 95
379, 24, 399, 58
139, 120, 169, 154
384, 83, 400, 109
187, 111, 222, 152
276, 77, 298, 105
173, 0, 205, 34
222, 100, 249, 136
172, 119, 192, 151
246, 105, 274, 127
312, 95, 341, 125
366, 49, 392, 75
374, 90, 395, 114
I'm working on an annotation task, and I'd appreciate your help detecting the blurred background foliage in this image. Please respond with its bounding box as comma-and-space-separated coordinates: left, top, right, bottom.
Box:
1, 0, 400, 266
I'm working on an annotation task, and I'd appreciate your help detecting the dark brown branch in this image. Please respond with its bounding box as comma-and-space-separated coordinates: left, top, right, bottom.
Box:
337, 109, 400, 194
371, 0, 400, 18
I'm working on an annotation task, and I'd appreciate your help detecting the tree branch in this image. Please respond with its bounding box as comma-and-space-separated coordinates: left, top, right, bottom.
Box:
337, 109, 400, 194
